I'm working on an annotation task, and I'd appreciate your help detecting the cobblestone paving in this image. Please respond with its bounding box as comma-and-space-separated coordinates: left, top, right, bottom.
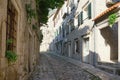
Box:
28, 53, 101, 80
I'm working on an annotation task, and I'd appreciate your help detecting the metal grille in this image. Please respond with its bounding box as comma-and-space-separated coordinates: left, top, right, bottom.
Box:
6, 0, 17, 51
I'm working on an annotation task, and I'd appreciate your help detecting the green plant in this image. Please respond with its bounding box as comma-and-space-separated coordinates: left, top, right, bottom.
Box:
108, 13, 117, 26
36, 0, 64, 24
6, 38, 13, 45
26, 4, 37, 24
5, 50, 17, 62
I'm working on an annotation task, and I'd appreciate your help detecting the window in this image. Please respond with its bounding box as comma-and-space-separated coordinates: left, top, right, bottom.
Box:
59, 27, 61, 34
55, 43, 59, 50
78, 11, 83, 26
74, 39, 79, 54
82, 3, 92, 21
69, 25, 71, 33
6, 0, 17, 51
62, 24, 65, 37
84, 38, 89, 52
66, 24, 69, 35
69, 19, 75, 31
88, 3, 91, 19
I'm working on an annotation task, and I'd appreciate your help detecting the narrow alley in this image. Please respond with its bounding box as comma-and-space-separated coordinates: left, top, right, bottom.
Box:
1, 0, 120, 80
28, 52, 101, 80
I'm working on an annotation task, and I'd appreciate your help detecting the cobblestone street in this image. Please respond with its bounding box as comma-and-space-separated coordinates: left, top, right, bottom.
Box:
28, 53, 101, 80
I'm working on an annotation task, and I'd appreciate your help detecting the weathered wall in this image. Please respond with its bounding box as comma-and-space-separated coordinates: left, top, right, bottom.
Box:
0, 0, 40, 80
0, 0, 8, 80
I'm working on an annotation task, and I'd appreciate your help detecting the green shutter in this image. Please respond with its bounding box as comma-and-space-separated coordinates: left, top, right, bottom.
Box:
80, 11, 83, 24
78, 14, 80, 26
88, 3, 91, 19
78, 11, 83, 26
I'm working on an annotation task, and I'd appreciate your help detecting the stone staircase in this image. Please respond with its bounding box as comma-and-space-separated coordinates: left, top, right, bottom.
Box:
96, 62, 120, 76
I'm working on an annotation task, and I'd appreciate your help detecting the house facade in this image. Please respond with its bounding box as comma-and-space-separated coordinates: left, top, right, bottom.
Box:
0, 0, 41, 80
53, 0, 120, 75
92, 0, 120, 74
53, 1, 68, 55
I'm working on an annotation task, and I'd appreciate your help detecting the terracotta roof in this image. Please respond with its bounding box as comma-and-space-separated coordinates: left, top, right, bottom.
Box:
93, 2, 120, 21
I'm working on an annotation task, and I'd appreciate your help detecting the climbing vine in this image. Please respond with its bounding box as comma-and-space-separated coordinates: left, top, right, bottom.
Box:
6, 38, 13, 45
26, 3, 37, 24
6, 50, 17, 62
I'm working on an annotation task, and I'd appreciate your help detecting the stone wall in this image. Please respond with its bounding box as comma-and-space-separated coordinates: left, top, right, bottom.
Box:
0, 0, 40, 80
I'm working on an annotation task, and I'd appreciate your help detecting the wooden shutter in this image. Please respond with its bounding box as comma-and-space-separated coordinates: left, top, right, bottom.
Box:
80, 11, 83, 24
88, 3, 91, 19
78, 14, 80, 26
78, 11, 83, 26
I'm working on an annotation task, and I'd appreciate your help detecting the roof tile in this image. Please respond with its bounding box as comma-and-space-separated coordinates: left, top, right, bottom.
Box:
93, 2, 120, 21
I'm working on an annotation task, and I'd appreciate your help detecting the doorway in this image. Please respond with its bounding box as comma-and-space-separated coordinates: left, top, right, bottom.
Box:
68, 42, 71, 57
83, 38, 89, 63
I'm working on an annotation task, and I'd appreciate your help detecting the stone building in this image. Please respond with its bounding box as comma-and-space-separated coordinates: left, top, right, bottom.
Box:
53, 0, 120, 76
0, 0, 40, 80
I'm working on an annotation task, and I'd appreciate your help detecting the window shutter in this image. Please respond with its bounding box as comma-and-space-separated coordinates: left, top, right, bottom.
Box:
78, 11, 83, 26
78, 14, 80, 26
88, 3, 91, 19
80, 11, 83, 24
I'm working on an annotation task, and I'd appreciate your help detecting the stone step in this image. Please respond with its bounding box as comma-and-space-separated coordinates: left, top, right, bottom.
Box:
96, 65, 120, 76
96, 65, 116, 74
98, 62, 120, 68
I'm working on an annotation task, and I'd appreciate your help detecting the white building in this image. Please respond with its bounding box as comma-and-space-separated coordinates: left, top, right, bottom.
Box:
52, 0, 120, 75
40, 9, 56, 52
